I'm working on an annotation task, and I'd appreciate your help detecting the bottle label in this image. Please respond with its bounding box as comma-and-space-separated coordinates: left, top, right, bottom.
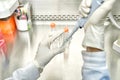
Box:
16, 19, 28, 31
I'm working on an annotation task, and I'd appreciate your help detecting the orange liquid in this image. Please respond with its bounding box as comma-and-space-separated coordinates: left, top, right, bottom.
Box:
0, 15, 17, 43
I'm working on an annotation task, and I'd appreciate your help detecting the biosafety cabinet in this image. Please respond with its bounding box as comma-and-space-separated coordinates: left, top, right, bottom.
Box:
0, 0, 120, 80
24, 0, 120, 80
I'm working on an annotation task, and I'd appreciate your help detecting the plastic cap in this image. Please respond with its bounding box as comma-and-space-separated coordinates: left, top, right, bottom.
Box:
50, 22, 56, 28
0, 0, 19, 18
64, 27, 69, 32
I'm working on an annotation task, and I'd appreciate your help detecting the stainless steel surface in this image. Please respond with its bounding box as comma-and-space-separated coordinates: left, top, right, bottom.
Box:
30, 0, 80, 15
0, 22, 119, 80
20, 0, 120, 22
0, 22, 84, 80
0, 30, 36, 79
20, 0, 81, 21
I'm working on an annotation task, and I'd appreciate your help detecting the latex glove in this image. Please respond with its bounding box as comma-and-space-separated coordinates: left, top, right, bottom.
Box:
78, 0, 92, 17
34, 30, 69, 69
79, 0, 116, 50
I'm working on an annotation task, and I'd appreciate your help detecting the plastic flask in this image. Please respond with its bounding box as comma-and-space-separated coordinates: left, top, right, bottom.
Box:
50, 23, 69, 50
50, 22, 56, 49
63, 27, 69, 62
50, 22, 56, 32
57, 27, 69, 49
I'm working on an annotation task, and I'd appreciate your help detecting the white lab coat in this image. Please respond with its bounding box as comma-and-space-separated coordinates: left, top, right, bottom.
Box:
104, 0, 120, 79
105, 24, 120, 80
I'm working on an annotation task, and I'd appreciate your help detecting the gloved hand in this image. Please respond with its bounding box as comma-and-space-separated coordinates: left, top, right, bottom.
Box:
79, 0, 92, 18
34, 30, 69, 69
79, 0, 116, 50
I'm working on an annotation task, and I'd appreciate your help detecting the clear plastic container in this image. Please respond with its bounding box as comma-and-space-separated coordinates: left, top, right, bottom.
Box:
49, 23, 69, 49
14, 2, 32, 31
49, 22, 57, 49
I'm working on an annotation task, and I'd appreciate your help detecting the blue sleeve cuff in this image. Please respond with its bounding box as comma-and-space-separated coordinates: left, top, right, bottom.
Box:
6, 63, 42, 80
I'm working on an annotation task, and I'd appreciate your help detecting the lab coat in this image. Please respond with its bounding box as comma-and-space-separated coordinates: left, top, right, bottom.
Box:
105, 24, 120, 80
5, 63, 41, 80
104, 0, 120, 80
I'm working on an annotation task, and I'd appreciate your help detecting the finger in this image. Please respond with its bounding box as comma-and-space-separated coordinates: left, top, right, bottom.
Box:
81, 7, 90, 14
81, 0, 87, 8
85, 0, 92, 7
79, 7, 88, 17
53, 46, 65, 55
40, 35, 49, 46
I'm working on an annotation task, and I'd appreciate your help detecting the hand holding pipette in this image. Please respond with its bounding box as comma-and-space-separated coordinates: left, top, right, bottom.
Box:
61, 0, 104, 47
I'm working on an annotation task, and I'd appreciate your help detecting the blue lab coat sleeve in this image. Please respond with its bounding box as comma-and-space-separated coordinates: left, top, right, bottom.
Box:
5, 63, 42, 80
82, 51, 110, 80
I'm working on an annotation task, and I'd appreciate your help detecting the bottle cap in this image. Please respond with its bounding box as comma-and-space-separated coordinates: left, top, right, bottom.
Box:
0, 0, 19, 18
50, 22, 56, 28
64, 27, 69, 32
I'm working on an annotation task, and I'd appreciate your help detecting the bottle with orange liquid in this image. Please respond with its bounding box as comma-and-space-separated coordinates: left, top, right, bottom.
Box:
0, 15, 16, 43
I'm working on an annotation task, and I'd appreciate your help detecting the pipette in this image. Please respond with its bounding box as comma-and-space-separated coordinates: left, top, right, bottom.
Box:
61, 0, 104, 47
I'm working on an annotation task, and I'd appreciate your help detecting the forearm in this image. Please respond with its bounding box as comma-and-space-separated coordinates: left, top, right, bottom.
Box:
5, 63, 42, 80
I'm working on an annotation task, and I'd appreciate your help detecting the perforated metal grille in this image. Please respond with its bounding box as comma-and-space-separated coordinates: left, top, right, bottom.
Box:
32, 15, 80, 21
32, 15, 120, 21
27, 0, 120, 21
